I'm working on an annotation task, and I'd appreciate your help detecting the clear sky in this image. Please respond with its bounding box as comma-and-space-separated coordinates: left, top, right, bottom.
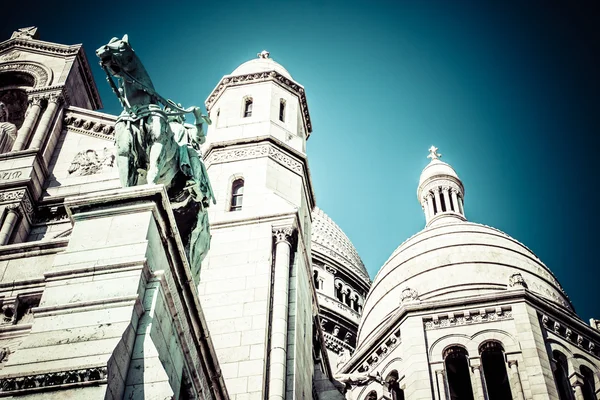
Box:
3, 1, 599, 320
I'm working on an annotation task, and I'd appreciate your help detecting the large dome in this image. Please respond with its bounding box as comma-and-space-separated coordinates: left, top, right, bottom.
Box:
357, 221, 571, 344
231, 55, 293, 79
311, 207, 370, 283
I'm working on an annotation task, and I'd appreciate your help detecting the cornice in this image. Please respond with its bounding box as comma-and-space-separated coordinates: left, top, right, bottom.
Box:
0, 38, 80, 58
344, 288, 597, 374
62, 106, 116, 140
205, 70, 313, 136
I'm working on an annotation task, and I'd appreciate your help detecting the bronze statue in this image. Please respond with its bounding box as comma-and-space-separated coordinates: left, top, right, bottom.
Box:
96, 35, 214, 281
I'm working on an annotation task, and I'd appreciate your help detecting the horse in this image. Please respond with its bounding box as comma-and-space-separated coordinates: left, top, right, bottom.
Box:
96, 35, 214, 281
96, 34, 181, 190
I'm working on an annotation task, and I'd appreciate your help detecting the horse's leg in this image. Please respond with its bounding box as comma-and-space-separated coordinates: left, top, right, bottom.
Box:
114, 121, 135, 186
145, 115, 170, 185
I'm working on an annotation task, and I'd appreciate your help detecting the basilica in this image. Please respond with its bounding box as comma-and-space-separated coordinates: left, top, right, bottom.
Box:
0, 27, 597, 400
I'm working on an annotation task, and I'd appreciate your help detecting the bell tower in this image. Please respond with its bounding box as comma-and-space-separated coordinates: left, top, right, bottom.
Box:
199, 52, 319, 399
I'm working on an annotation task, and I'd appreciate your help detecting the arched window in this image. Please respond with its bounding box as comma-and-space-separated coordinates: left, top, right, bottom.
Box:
385, 370, 405, 400
449, 190, 455, 211
580, 365, 596, 400
344, 289, 352, 307
366, 391, 377, 400
439, 189, 447, 212
335, 282, 343, 302
243, 98, 253, 118
479, 341, 512, 400
552, 350, 573, 400
279, 99, 286, 122
230, 179, 244, 211
444, 346, 475, 400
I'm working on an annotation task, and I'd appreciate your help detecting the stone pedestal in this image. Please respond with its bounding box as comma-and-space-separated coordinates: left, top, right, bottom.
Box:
0, 185, 227, 400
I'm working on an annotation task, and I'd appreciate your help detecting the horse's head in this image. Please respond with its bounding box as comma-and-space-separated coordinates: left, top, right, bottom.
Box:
96, 35, 136, 78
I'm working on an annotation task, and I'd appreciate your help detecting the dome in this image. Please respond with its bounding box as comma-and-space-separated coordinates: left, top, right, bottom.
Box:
357, 221, 571, 345
311, 207, 370, 283
231, 52, 293, 80
418, 158, 459, 188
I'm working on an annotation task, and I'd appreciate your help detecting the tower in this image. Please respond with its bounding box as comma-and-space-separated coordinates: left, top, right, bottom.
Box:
199, 51, 318, 399
339, 147, 600, 400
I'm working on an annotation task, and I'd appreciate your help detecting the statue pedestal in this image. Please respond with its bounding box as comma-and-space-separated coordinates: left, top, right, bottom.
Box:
0, 185, 226, 400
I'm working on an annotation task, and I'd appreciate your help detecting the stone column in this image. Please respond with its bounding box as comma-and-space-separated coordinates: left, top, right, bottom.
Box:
12, 96, 42, 151
569, 372, 585, 400
427, 193, 435, 219
458, 196, 465, 215
0, 205, 20, 245
434, 188, 442, 214
442, 187, 451, 212
29, 92, 63, 150
423, 203, 430, 220
470, 358, 487, 400
507, 360, 525, 400
451, 190, 460, 214
269, 226, 294, 400
435, 369, 449, 400
341, 289, 347, 305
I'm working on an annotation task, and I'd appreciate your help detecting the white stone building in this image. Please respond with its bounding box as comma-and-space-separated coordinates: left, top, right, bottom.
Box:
0, 26, 597, 400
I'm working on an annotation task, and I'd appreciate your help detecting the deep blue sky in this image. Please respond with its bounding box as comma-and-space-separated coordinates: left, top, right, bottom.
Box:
4, 1, 599, 320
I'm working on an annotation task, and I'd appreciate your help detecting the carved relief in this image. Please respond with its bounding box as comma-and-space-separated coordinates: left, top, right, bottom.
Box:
508, 273, 527, 288
424, 307, 513, 330
400, 287, 419, 304
63, 114, 115, 139
205, 143, 304, 175
67, 148, 115, 176
0, 366, 108, 392
540, 313, 600, 358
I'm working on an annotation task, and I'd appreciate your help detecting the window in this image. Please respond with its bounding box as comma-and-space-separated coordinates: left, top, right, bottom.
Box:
439, 190, 447, 212
243, 98, 253, 118
551, 350, 573, 400
279, 99, 286, 122
230, 179, 244, 211
580, 366, 595, 400
444, 346, 475, 400
449, 190, 455, 212
335, 282, 343, 302
479, 341, 512, 400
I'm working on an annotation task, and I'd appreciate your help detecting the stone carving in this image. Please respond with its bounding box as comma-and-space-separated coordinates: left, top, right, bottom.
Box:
400, 287, 419, 304
0, 366, 107, 392
206, 143, 303, 174
273, 227, 294, 244
10, 27, 39, 40
257, 50, 270, 59
0, 51, 20, 61
324, 332, 354, 354
508, 273, 528, 288
540, 313, 599, 358
97, 35, 214, 282
424, 308, 513, 330
0, 63, 50, 89
427, 145, 441, 160
67, 148, 115, 176
344, 332, 352, 343
0, 103, 17, 154
333, 371, 385, 400
357, 329, 401, 373
333, 325, 340, 337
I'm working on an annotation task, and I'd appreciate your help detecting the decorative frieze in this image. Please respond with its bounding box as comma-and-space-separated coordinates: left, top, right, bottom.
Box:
0, 366, 107, 393
204, 143, 303, 174
357, 328, 401, 372
424, 307, 512, 330
324, 331, 354, 354
0, 190, 34, 223
0, 63, 50, 89
541, 313, 600, 358
63, 114, 115, 139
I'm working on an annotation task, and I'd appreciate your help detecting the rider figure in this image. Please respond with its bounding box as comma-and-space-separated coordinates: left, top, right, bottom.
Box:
166, 105, 215, 206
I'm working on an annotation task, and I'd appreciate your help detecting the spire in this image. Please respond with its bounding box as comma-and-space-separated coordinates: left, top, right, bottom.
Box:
417, 146, 466, 227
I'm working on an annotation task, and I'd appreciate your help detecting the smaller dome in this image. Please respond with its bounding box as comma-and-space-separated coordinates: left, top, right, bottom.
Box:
418, 159, 459, 187
231, 52, 293, 80
311, 207, 370, 283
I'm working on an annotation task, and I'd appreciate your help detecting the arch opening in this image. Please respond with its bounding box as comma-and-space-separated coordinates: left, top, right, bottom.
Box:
444, 346, 474, 400
479, 341, 512, 400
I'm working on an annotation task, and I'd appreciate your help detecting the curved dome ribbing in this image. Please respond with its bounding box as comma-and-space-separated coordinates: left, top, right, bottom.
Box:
311, 207, 370, 282
357, 221, 571, 345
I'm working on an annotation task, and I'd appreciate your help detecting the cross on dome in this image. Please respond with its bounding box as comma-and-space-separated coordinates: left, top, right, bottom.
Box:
257, 50, 270, 59
427, 146, 441, 161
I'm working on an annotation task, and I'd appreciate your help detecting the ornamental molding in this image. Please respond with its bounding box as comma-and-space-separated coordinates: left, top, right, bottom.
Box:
508, 273, 528, 288
204, 142, 303, 174
63, 113, 115, 139
0, 365, 107, 393
541, 313, 599, 358
273, 226, 295, 244
324, 331, 354, 354
423, 307, 513, 330
0, 190, 34, 223
205, 70, 312, 135
356, 328, 401, 373
0, 61, 52, 88
418, 177, 464, 201
0, 38, 80, 58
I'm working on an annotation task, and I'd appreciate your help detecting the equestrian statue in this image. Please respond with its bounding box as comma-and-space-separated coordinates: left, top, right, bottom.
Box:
96, 35, 215, 283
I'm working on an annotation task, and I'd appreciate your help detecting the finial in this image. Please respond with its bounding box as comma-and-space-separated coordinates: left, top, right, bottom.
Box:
257, 50, 270, 59
11, 27, 39, 40
427, 145, 441, 161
